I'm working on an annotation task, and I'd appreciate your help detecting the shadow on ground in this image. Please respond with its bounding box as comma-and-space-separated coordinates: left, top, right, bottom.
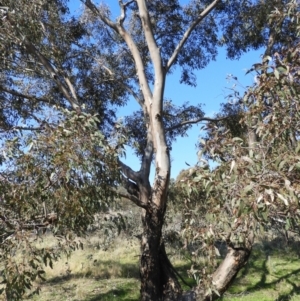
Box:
221, 237, 300, 300
87, 287, 138, 301
44, 260, 140, 285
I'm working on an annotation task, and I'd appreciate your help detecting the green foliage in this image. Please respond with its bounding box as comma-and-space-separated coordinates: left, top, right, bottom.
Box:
200, 101, 247, 162
0, 109, 122, 299
172, 1, 300, 289
1, 0, 300, 299
125, 101, 204, 157
219, 0, 299, 58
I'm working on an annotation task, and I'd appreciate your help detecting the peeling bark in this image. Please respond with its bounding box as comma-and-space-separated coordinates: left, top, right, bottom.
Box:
178, 239, 253, 301
207, 244, 252, 299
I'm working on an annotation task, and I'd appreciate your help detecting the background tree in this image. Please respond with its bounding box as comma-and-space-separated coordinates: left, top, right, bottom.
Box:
178, 1, 300, 298
0, 0, 299, 300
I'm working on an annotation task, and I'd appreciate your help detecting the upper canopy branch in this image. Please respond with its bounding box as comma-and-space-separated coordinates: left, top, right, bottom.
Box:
0, 126, 43, 133
4, 11, 81, 113
166, 0, 221, 71
166, 116, 227, 132
136, 0, 164, 87
83, 0, 153, 107
83, 0, 118, 30
21, 38, 81, 113
118, 0, 135, 25
121, 84, 145, 108
0, 85, 55, 106
115, 26, 153, 108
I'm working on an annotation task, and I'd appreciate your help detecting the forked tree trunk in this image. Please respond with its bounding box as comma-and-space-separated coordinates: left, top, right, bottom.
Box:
139, 204, 254, 301
89, 0, 253, 299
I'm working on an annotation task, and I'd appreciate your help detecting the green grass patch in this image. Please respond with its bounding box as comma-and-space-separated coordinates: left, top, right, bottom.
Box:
221, 242, 300, 301
17, 235, 300, 301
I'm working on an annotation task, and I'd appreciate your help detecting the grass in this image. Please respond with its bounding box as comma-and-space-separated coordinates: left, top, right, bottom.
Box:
221, 240, 300, 301
22, 235, 142, 301
10, 234, 300, 301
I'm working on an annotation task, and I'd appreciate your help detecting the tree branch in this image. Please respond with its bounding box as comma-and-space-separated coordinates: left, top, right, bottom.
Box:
119, 159, 141, 184
0, 85, 55, 106
118, 0, 135, 25
117, 191, 148, 209
166, 116, 227, 132
63, 76, 79, 105
84, 0, 153, 107
83, 0, 118, 30
4, 11, 80, 113
119, 159, 152, 208
136, 0, 163, 78
166, 0, 220, 71
136, 0, 165, 109
117, 29, 153, 105
118, 174, 149, 209
136, 1, 170, 200
120, 83, 145, 108
0, 126, 43, 133
82, 48, 145, 107
21, 38, 81, 113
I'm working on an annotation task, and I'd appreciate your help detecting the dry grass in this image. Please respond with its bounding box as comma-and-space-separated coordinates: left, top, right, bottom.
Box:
3, 229, 300, 301
21, 234, 141, 301
41, 236, 140, 280
19, 232, 192, 301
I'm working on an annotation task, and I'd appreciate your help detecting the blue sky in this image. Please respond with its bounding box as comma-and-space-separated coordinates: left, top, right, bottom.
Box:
69, 1, 263, 179
121, 48, 262, 180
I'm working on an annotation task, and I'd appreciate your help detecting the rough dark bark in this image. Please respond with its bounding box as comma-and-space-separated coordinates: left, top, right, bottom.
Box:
138, 186, 254, 301
159, 243, 183, 301
140, 206, 164, 300
139, 204, 182, 301
140, 204, 253, 301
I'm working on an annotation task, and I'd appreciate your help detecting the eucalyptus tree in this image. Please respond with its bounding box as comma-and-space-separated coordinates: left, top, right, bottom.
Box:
179, 0, 300, 296
0, 0, 297, 300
